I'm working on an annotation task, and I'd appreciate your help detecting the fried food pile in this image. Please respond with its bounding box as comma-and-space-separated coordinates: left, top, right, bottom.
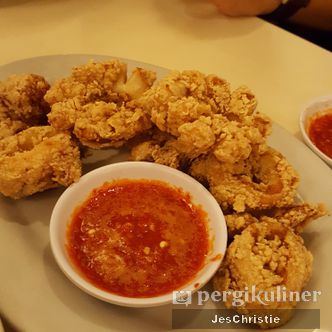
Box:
0, 60, 327, 328
0, 60, 156, 198
128, 69, 326, 328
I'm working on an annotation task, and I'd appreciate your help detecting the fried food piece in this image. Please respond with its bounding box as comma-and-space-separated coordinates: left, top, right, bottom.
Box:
0, 126, 81, 199
0, 74, 50, 125
212, 112, 271, 164
0, 107, 28, 140
261, 203, 327, 232
213, 221, 313, 328
225, 213, 259, 239
138, 70, 230, 158
44, 60, 125, 105
47, 98, 153, 146
130, 128, 185, 169
45, 60, 156, 105
130, 127, 191, 169
225, 203, 327, 238
131, 140, 184, 169
48, 100, 151, 149
46, 60, 156, 148
139, 70, 271, 160
190, 146, 299, 212
140, 70, 231, 134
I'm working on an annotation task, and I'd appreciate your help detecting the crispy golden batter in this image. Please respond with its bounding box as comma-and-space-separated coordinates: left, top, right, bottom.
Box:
264, 203, 327, 232
130, 128, 190, 169
213, 221, 313, 328
0, 74, 50, 125
0, 107, 28, 140
45, 61, 156, 105
0, 126, 81, 199
190, 146, 299, 212
225, 212, 259, 239
131, 141, 183, 169
139, 70, 271, 160
139, 70, 231, 134
45, 60, 156, 148
225, 203, 327, 238
48, 100, 151, 149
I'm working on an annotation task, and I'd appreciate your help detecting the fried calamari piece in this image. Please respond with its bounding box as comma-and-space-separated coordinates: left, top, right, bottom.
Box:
0, 107, 28, 140
225, 213, 259, 239
0, 126, 81, 199
130, 128, 184, 169
46, 60, 156, 148
130, 129, 191, 170
0, 74, 50, 125
138, 70, 230, 155
140, 70, 231, 135
190, 146, 299, 212
139, 70, 271, 160
131, 141, 183, 169
213, 221, 313, 328
225, 203, 327, 238
44, 60, 126, 105
44, 60, 156, 105
210, 112, 271, 164
228, 85, 257, 118
261, 203, 327, 233
49, 100, 151, 149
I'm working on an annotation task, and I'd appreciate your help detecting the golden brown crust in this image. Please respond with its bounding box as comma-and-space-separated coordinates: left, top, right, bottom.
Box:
225, 203, 327, 238
130, 128, 189, 169
138, 70, 271, 161
0, 126, 81, 199
46, 60, 156, 148
190, 146, 299, 212
213, 221, 313, 328
0, 74, 50, 125
0, 107, 28, 140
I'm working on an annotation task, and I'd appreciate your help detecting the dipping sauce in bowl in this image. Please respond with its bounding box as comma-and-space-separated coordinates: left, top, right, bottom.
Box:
308, 109, 332, 159
50, 161, 227, 307
67, 179, 209, 298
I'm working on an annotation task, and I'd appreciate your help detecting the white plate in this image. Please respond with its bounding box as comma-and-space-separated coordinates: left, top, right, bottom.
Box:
0, 55, 331, 332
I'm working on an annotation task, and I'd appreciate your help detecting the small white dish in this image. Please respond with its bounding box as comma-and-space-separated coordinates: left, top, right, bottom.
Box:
299, 95, 332, 167
50, 161, 227, 307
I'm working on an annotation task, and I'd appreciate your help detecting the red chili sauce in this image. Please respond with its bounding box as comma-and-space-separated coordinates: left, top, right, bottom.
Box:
308, 109, 332, 159
67, 179, 209, 298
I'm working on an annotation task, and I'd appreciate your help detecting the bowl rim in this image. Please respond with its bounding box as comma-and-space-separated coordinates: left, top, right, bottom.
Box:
50, 161, 227, 307
299, 94, 332, 166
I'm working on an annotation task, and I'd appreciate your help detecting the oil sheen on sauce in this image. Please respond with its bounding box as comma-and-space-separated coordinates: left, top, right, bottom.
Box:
67, 179, 209, 298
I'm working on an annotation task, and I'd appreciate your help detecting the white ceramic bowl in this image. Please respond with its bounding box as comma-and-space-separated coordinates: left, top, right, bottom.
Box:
299, 95, 332, 167
50, 161, 227, 307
